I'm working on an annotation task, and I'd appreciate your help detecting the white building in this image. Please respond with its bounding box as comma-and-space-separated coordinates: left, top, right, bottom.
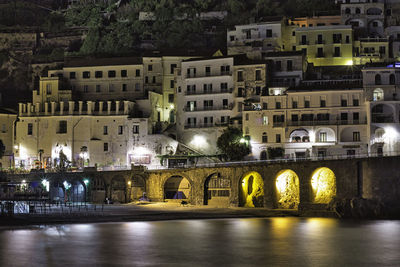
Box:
176, 56, 235, 154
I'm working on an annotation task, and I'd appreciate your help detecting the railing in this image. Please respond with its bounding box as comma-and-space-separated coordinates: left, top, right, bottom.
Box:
184, 105, 233, 112
184, 123, 219, 129
371, 115, 394, 123
185, 88, 233, 95
186, 71, 232, 79
286, 119, 367, 127
315, 40, 325, 44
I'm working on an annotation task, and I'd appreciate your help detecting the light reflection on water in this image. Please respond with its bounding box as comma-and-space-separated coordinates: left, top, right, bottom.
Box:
0, 218, 399, 266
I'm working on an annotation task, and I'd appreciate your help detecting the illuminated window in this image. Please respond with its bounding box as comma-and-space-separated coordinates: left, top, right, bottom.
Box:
353, 131, 360, 142
133, 125, 139, 134
319, 132, 327, 142
262, 116, 268, 125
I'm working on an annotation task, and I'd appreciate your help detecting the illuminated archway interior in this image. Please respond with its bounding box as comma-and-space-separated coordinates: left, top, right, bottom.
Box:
164, 176, 191, 200
311, 167, 336, 204
275, 170, 300, 209
239, 172, 264, 207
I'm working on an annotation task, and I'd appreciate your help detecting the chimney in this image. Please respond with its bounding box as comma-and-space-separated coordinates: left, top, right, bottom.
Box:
124, 101, 130, 115
99, 101, 103, 115
35, 103, 40, 114
51, 102, 56, 115
78, 101, 83, 114
27, 103, 32, 116
116, 100, 120, 115
18, 103, 23, 116
107, 101, 111, 115
87, 101, 92, 115
60, 102, 64, 115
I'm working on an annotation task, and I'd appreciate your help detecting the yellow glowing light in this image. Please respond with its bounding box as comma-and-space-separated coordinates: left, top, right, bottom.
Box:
14, 145, 19, 149
346, 60, 353, 66
275, 170, 299, 209
240, 172, 264, 207
311, 167, 336, 204
127, 181, 132, 186
169, 104, 175, 110
133, 146, 151, 155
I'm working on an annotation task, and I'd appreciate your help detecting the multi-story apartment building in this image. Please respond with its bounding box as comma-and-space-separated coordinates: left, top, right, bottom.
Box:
295, 25, 354, 66
288, 16, 342, 28
362, 64, 400, 156
176, 56, 235, 154
227, 19, 283, 58
243, 86, 368, 160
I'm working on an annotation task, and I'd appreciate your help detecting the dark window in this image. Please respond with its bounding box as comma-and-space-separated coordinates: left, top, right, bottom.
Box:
390, 74, 396, 85
293, 101, 298, 108
341, 113, 348, 121
375, 74, 382, 85
95, 71, 103, 78
122, 84, 127, 92
108, 70, 116, 78
305, 100, 310, 108
152, 76, 156, 84
266, 29, 272, 37
334, 47, 341, 57
237, 71, 243, 82
69, 72, 76, 79
275, 61, 281, 71
317, 47, 324, 57
168, 94, 174, 103
170, 64, 177, 74
353, 99, 359, 106
103, 126, 108, 135
320, 99, 326, 107
82, 71, 90, 79
263, 103, 268, 110
301, 35, 307, 45
145, 76, 149, 83
121, 70, 127, 77
205, 66, 211, 76
57, 120, 67, 134
276, 102, 281, 109
118, 126, 123, 135
255, 69, 262, 80
292, 114, 298, 121
341, 99, 347, 107
27, 123, 33, 135
148, 65, 153, 71
96, 84, 101, 92
136, 69, 141, 77
170, 80, 175, 89
276, 134, 281, 143
353, 112, 359, 121
83, 85, 88, 93
262, 133, 268, 143
287, 60, 293, 71
104, 143, 108, 152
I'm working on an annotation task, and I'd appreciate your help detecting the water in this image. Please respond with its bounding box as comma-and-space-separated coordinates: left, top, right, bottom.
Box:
0, 218, 399, 266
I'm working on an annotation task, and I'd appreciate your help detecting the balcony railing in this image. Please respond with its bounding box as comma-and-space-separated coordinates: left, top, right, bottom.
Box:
184, 123, 216, 129
283, 119, 367, 127
186, 71, 232, 79
184, 105, 234, 112
371, 115, 394, 123
185, 88, 233, 95
315, 40, 325, 44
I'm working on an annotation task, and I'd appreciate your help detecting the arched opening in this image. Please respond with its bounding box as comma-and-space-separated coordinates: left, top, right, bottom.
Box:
275, 170, 299, 209
373, 88, 384, 101
375, 74, 382, 85
315, 128, 336, 143
131, 176, 146, 200
390, 74, 396, 85
372, 103, 394, 123
311, 167, 336, 204
290, 128, 309, 143
91, 177, 106, 203
50, 180, 65, 203
164, 175, 191, 201
355, 8, 361, 14
239, 172, 264, 207
111, 177, 126, 203
204, 173, 231, 206
345, 8, 350, 14
260, 150, 267, 160
70, 180, 86, 203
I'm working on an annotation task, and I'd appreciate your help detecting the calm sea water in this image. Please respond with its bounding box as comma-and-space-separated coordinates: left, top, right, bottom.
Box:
0, 218, 399, 266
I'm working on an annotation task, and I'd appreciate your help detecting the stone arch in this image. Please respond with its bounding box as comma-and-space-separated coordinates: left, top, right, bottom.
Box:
239, 171, 264, 207
315, 127, 336, 142
163, 174, 192, 202
339, 126, 361, 142
260, 150, 267, 160
346, 18, 364, 27
203, 172, 231, 206
371, 103, 395, 123
290, 128, 309, 143
311, 167, 336, 204
130, 174, 146, 200
91, 176, 107, 203
275, 169, 300, 209
50, 179, 65, 203
69, 178, 87, 203
373, 88, 384, 101
111, 176, 127, 203
390, 74, 396, 85
375, 74, 382, 85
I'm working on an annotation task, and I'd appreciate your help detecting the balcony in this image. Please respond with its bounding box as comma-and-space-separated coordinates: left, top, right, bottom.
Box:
184, 105, 234, 112
371, 115, 394, 123
299, 41, 309, 45
286, 119, 367, 127
185, 71, 232, 79
184, 123, 215, 129
185, 88, 233, 95
315, 40, 325, 45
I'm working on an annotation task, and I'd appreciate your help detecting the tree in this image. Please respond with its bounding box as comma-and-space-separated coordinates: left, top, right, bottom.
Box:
267, 147, 284, 159
217, 127, 250, 161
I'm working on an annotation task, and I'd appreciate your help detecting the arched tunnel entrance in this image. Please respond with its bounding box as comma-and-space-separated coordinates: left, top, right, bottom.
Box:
311, 167, 336, 204
164, 175, 191, 201
131, 175, 146, 200
204, 173, 231, 207
239, 172, 264, 207
275, 170, 300, 209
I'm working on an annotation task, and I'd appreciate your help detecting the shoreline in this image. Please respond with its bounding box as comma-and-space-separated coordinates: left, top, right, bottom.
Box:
0, 202, 302, 227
